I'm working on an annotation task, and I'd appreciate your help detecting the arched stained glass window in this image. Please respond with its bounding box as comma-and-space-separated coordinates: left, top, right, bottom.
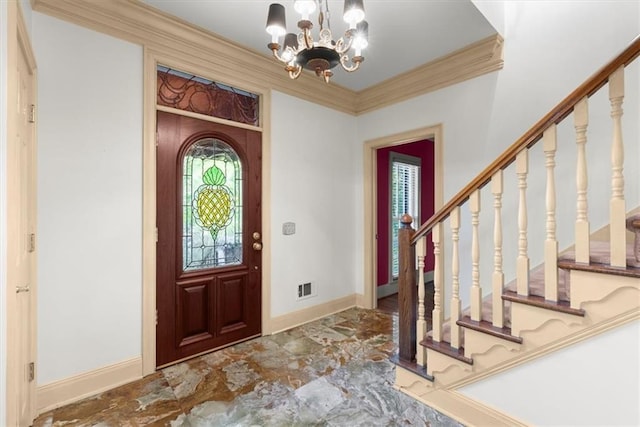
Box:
183, 138, 242, 271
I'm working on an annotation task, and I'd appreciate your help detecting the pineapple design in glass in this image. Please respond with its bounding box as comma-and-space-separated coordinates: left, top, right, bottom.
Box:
192, 165, 235, 241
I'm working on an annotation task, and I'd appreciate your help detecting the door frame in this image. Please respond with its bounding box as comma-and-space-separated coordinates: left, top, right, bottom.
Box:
141, 48, 272, 375
4, 1, 38, 424
363, 125, 443, 309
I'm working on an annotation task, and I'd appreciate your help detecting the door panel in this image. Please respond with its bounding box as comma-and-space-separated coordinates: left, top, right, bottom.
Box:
156, 111, 262, 367
176, 279, 214, 346
217, 273, 248, 334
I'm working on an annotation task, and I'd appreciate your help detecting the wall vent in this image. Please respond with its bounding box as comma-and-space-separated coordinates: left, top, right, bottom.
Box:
297, 282, 314, 299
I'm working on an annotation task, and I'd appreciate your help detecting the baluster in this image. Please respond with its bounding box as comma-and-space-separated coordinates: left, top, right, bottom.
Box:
470, 190, 482, 321
431, 222, 444, 342
544, 125, 559, 301
416, 236, 427, 366
574, 97, 590, 263
516, 150, 530, 296
609, 66, 626, 267
450, 207, 462, 348
492, 171, 504, 328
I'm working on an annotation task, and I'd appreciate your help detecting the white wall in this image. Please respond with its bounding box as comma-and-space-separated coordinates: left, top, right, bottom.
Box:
32, 13, 143, 385
270, 91, 358, 316
461, 320, 640, 426
0, 1, 8, 422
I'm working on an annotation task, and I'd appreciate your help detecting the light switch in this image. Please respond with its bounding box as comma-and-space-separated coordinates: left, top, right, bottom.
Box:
282, 222, 296, 235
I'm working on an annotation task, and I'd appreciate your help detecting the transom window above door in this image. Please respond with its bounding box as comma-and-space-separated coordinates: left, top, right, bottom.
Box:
157, 65, 259, 126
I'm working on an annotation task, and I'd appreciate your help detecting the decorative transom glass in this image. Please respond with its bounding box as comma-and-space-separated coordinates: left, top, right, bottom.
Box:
157, 66, 259, 126
183, 138, 243, 271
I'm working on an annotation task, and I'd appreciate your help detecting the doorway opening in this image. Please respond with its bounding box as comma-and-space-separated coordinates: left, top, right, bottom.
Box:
363, 125, 443, 312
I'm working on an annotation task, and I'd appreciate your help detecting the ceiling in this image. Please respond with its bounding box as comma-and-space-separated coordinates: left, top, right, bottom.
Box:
140, 0, 498, 92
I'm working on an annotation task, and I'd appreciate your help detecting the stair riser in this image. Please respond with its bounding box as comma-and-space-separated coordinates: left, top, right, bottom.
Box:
463, 329, 520, 370
511, 303, 584, 337
395, 366, 435, 395
425, 349, 471, 383
570, 270, 639, 311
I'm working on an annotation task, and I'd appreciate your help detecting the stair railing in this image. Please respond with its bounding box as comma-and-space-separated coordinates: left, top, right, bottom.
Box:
397, 35, 640, 366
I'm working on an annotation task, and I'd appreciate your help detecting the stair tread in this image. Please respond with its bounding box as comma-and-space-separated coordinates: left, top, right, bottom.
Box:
456, 316, 523, 344
558, 257, 640, 278
502, 290, 586, 316
420, 336, 473, 365
558, 241, 640, 277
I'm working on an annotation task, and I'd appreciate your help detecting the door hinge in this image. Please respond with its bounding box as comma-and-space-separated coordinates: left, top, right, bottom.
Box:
28, 362, 35, 382
155, 309, 158, 326
28, 233, 36, 252
155, 227, 159, 243
28, 104, 36, 124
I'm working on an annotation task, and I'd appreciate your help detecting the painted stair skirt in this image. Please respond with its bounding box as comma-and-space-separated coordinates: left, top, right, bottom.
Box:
425, 241, 638, 347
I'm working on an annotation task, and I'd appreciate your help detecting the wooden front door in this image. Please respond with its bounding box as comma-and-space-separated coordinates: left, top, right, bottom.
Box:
156, 111, 262, 367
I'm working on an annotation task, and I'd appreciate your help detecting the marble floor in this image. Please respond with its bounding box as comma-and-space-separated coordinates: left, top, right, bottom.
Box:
34, 308, 461, 427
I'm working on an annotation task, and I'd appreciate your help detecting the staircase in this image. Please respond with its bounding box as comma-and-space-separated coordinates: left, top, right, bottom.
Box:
392, 37, 640, 426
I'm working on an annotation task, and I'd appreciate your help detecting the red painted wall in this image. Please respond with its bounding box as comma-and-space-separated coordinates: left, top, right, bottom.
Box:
376, 140, 435, 286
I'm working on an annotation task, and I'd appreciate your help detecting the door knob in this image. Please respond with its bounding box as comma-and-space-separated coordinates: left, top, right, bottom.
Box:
253, 242, 263, 251
253, 232, 261, 240
16, 285, 30, 293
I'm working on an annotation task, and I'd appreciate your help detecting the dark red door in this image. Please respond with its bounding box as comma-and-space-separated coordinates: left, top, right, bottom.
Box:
156, 111, 262, 367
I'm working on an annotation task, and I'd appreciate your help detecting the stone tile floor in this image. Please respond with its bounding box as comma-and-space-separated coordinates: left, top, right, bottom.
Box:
34, 308, 462, 426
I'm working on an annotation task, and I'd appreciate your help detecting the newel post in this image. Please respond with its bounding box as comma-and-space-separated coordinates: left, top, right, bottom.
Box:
398, 214, 417, 363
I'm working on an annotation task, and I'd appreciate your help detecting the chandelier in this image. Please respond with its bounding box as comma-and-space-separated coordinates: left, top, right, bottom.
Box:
266, 0, 369, 83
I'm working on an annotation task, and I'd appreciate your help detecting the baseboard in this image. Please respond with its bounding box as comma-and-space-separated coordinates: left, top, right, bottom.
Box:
377, 271, 434, 300
37, 357, 142, 414
421, 388, 528, 427
269, 294, 357, 334
355, 293, 366, 307
394, 376, 527, 427
376, 282, 399, 299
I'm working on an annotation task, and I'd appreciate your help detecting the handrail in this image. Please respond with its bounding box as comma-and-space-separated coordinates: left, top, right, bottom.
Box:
411, 35, 640, 245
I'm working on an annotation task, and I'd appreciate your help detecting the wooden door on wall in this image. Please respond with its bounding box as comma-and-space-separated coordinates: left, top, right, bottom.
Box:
12, 14, 37, 425
156, 111, 262, 367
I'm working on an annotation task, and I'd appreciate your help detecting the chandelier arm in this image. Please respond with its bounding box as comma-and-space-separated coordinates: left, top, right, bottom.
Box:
269, 43, 295, 65
271, 48, 288, 64
339, 55, 363, 73
288, 65, 303, 79
335, 36, 354, 55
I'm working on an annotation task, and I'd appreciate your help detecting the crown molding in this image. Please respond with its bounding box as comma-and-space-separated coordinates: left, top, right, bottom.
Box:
31, 0, 503, 116
354, 34, 504, 115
